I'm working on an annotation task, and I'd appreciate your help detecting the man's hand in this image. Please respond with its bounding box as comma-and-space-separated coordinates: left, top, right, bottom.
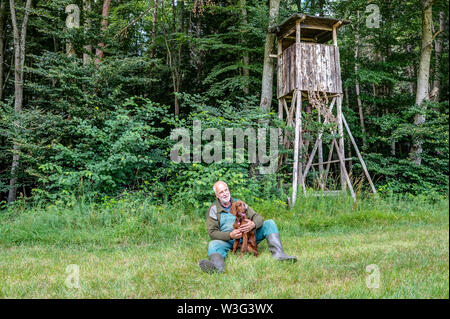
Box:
230, 229, 243, 239
239, 219, 255, 233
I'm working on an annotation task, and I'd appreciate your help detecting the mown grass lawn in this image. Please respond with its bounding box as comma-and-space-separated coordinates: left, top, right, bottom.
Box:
0, 194, 448, 298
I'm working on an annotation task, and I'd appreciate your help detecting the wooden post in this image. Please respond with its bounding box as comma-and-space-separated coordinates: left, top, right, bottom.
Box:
312, 158, 353, 166
302, 97, 336, 181
332, 22, 346, 191
295, 19, 305, 195
332, 139, 356, 201
324, 141, 334, 186
291, 89, 302, 207
318, 106, 324, 190
342, 113, 377, 194
291, 19, 304, 206
337, 95, 346, 190
278, 39, 283, 147
332, 21, 342, 46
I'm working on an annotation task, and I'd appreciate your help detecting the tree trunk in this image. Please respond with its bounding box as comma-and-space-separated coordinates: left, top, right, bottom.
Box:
0, 0, 5, 101
347, 140, 353, 170
83, 0, 92, 65
195, 15, 202, 79
240, 0, 249, 94
172, 0, 182, 116
344, 86, 349, 106
406, 44, 415, 94
8, 0, 32, 204
161, 0, 182, 116
386, 44, 396, 155
150, 0, 158, 61
410, 0, 435, 165
432, 11, 444, 102
354, 11, 366, 150
95, 0, 111, 64
148, 0, 158, 93
259, 0, 280, 113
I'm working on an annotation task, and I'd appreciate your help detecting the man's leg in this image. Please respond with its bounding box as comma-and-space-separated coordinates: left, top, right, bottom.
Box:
255, 219, 297, 262
255, 219, 279, 243
207, 239, 234, 259
199, 240, 233, 273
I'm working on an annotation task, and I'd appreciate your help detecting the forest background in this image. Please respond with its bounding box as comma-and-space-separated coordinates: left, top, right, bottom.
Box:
0, 0, 448, 208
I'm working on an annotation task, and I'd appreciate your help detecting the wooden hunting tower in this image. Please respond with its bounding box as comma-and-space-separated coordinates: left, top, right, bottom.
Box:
270, 14, 376, 206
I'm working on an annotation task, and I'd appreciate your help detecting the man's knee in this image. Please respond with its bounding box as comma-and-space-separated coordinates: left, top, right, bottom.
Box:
262, 219, 279, 235
208, 240, 231, 258
208, 240, 225, 251
255, 219, 279, 243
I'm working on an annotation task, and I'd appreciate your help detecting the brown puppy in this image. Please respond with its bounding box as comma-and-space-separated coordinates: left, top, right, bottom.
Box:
230, 200, 258, 256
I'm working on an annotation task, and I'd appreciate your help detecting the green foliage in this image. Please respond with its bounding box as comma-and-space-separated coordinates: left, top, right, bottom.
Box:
361, 101, 449, 195
160, 93, 288, 209
0, 50, 171, 201
0, 0, 448, 204
20, 96, 171, 201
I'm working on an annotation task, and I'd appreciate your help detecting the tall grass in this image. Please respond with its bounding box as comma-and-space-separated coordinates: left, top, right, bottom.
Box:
0, 193, 448, 298
1, 192, 447, 246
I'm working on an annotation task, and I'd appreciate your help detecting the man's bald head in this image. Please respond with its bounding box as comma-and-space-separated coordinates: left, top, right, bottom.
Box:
213, 181, 228, 193
213, 181, 231, 206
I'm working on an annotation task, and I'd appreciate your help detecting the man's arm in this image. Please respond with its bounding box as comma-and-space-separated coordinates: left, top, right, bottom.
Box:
206, 206, 231, 241
245, 204, 264, 229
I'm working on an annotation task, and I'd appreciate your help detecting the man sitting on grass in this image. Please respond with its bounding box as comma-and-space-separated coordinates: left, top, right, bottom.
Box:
199, 181, 297, 274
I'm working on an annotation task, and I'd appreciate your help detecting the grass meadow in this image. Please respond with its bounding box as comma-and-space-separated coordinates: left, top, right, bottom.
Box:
0, 194, 448, 298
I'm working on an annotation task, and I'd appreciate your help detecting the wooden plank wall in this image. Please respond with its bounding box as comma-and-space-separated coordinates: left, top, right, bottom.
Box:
278, 42, 342, 98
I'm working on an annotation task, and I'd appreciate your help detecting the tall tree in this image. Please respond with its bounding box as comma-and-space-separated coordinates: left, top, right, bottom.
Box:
65, 3, 80, 56
0, 0, 6, 101
406, 43, 416, 95
259, 0, 280, 113
95, 0, 112, 64
432, 10, 445, 101
162, 0, 182, 116
149, 0, 158, 62
240, 0, 249, 94
410, 0, 435, 165
353, 10, 366, 150
83, 0, 92, 65
8, 0, 32, 203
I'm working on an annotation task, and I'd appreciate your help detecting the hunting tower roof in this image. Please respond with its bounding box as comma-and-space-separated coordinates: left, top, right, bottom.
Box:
269, 13, 350, 44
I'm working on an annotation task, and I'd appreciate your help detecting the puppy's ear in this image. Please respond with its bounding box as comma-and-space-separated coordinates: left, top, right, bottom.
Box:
230, 202, 237, 216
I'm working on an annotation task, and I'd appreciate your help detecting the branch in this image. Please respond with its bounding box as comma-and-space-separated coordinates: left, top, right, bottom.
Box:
114, 5, 155, 39
432, 29, 443, 41
423, 30, 444, 51
9, 0, 20, 42
20, 0, 32, 42
19, 0, 32, 68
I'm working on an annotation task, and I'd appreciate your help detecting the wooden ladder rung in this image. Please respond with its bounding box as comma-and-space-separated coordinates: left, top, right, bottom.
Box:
311, 158, 352, 166
308, 190, 343, 197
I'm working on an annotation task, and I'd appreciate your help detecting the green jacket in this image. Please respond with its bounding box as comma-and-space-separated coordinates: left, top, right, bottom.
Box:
206, 199, 264, 241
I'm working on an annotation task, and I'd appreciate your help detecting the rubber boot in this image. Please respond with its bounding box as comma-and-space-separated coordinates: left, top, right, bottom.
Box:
199, 253, 225, 274
267, 233, 297, 262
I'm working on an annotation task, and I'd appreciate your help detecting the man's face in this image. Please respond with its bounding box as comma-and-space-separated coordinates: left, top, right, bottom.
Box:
215, 183, 231, 204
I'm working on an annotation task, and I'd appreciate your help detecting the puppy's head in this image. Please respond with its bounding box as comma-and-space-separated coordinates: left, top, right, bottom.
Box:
231, 200, 247, 220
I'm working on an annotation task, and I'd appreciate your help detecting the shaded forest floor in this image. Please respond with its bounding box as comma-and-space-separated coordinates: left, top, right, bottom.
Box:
0, 195, 448, 298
